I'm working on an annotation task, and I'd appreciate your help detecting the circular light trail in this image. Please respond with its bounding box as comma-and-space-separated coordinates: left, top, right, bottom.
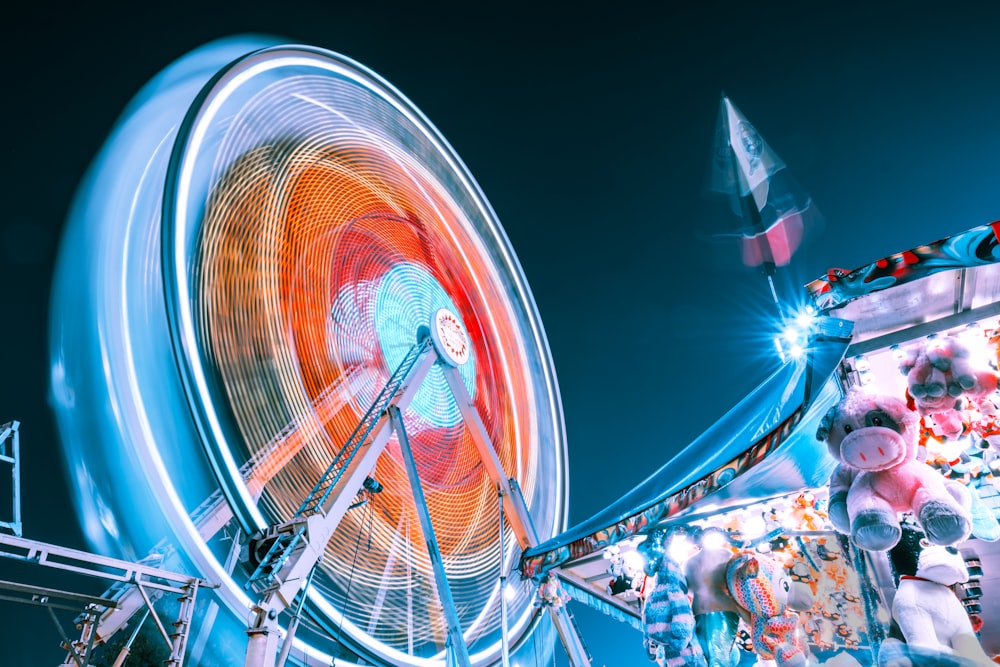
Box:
51, 38, 568, 666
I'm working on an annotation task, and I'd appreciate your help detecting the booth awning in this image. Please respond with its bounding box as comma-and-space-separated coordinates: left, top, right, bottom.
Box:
521, 221, 1000, 622
520, 317, 853, 580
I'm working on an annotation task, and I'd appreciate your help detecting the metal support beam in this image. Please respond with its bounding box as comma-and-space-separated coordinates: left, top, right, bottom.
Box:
390, 405, 472, 667
52, 605, 97, 667
0, 534, 208, 597
439, 366, 592, 667
550, 604, 593, 667
846, 298, 1000, 357
0, 535, 209, 667
83, 368, 373, 656
244, 342, 439, 667
167, 579, 200, 667
247, 342, 438, 612
440, 365, 538, 548
0, 534, 211, 667
0, 420, 21, 537
137, 582, 174, 650
499, 488, 511, 667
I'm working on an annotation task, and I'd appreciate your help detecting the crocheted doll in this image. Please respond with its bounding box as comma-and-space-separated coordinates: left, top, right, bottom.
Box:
725, 552, 812, 667
642, 544, 707, 667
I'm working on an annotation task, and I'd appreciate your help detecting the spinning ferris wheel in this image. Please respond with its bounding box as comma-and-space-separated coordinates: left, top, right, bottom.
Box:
48, 36, 575, 666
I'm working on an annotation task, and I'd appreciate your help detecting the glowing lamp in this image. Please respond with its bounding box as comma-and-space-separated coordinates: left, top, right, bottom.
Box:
742, 513, 766, 539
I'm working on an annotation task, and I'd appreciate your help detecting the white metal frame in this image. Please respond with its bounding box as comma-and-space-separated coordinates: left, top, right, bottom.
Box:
241, 341, 592, 667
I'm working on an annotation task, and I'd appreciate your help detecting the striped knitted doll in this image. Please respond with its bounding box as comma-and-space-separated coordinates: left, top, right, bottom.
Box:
643, 553, 708, 667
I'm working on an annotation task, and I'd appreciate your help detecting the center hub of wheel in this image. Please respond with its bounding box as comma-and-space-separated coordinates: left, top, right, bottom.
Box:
431, 308, 470, 367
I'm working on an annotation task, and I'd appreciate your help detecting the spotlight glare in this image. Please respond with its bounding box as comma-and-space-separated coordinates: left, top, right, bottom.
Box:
621, 548, 645, 576
667, 534, 696, 564
701, 529, 728, 551
795, 310, 814, 328
743, 514, 766, 539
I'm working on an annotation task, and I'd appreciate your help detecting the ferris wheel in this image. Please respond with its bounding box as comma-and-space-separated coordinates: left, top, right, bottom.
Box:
49, 36, 572, 666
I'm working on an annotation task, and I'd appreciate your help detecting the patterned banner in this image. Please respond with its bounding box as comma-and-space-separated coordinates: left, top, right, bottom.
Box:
519, 408, 804, 579
807, 222, 1000, 312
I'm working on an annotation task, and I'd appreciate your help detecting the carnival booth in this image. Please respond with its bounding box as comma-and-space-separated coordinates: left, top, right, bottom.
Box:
520, 222, 1000, 667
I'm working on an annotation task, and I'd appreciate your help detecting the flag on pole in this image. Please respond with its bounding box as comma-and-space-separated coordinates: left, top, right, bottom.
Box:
709, 95, 819, 272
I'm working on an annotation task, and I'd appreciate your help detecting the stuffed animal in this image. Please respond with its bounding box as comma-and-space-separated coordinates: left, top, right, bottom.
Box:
642, 549, 707, 667
684, 537, 743, 667
817, 389, 972, 551
788, 492, 828, 532
891, 543, 995, 666
900, 337, 1000, 441
535, 571, 570, 608
725, 551, 813, 667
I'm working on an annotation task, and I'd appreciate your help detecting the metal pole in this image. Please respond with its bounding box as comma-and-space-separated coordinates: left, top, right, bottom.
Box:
167, 579, 200, 667
389, 405, 473, 667
499, 486, 510, 667
47, 606, 85, 667
190, 527, 241, 664
276, 566, 318, 667
135, 583, 173, 650
113, 607, 150, 667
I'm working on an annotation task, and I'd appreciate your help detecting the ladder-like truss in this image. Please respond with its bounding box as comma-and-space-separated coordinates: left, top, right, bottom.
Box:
0, 420, 214, 667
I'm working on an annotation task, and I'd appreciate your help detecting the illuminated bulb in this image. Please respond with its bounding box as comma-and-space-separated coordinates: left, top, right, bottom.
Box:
891, 344, 906, 361
667, 535, 696, 564
959, 325, 992, 365
743, 514, 766, 539
789, 344, 805, 359
621, 548, 645, 576
701, 529, 728, 551
854, 356, 871, 372
504, 582, 518, 602
795, 310, 814, 328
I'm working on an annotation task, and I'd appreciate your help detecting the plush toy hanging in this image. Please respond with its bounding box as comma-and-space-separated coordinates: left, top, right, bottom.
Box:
817, 389, 973, 551
891, 541, 995, 666
683, 531, 743, 667
899, 336, 999, 441
897, 336, 1000, 542
640, 533, 708, 667
725, 552, 813, 667
534, 571, 570, 608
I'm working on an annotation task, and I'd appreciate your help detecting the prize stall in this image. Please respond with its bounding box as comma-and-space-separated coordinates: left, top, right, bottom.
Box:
520, 222, 1000, 667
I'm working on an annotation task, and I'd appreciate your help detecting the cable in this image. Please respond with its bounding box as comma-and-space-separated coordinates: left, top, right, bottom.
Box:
333, 505, 368, 652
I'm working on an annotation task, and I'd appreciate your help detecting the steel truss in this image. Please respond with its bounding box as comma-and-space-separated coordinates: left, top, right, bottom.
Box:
0, 421, 213, 667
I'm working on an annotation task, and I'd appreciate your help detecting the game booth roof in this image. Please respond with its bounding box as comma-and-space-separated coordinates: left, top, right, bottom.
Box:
519, 221, 1000, 663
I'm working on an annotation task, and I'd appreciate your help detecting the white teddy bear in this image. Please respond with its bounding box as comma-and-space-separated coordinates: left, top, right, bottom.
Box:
891, 543, 993, 666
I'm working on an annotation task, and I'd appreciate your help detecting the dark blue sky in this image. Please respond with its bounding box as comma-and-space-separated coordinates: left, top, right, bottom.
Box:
6, 2, 1000, 665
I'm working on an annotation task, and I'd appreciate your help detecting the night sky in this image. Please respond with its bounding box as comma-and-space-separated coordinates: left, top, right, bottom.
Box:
6, 2, 1000, 666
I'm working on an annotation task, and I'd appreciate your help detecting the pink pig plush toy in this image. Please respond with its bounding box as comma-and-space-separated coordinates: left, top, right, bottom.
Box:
817, 389, 972, 551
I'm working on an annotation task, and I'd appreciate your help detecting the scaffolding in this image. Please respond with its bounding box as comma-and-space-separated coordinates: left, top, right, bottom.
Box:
0, 420, 214, 667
